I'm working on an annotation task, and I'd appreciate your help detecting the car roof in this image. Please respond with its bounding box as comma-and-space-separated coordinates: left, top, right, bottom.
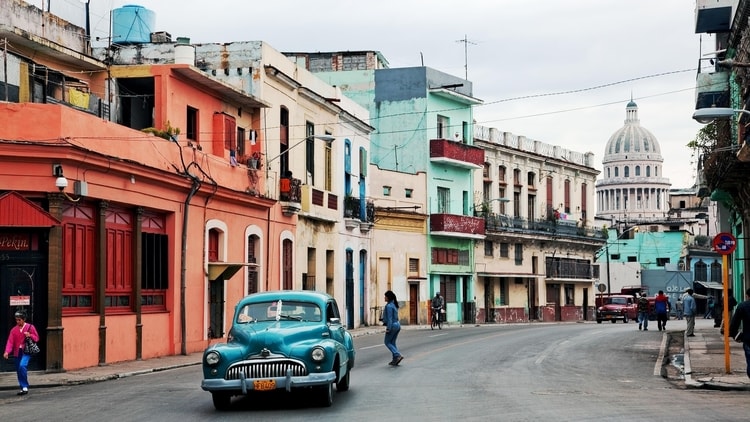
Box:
239, 290, 333, 306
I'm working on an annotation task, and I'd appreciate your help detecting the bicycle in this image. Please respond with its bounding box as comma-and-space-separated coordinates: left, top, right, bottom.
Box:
431, 307, 443, 330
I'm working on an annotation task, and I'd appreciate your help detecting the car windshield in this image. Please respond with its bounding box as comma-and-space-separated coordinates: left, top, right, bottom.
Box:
608, 297, 627, 305
236, 300, 322, 323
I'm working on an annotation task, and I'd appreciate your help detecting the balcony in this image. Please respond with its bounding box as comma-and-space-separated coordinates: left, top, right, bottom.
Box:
279, 177, 302, 216
429, 213, 485, 238
695, 69, 729, 110
483, 214, 606, 241
429, 138, 484, 169
343, 196, 375, 231
300, 185, 339, 223
545, 257, 594, 280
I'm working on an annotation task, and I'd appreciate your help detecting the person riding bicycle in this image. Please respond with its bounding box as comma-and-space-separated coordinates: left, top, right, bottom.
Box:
431, 292, 444, 323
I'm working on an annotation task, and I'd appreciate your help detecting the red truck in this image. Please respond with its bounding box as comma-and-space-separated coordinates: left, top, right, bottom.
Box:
595, 294, 638, 323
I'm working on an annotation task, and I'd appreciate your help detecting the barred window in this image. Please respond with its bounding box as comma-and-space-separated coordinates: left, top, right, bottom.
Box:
142, 232, 168, 310
500, 243, 509, 258
484, 240, 493, 257
565, 284, 575, 305
514, 243, 523, 265
409, 258, 419, 273
695, 261, 707, 281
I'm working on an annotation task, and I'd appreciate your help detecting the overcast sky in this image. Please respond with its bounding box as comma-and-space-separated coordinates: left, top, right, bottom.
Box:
50, 0, 712, 188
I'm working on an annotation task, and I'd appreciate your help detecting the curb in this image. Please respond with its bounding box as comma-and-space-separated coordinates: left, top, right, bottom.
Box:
682, 330, 704, 389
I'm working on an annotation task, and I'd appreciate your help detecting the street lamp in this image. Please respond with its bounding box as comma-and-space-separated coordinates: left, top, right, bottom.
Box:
693, 107, 750, 164
266, 134, 335, 165
601, 226, 639, 295
692, 107, 750, 124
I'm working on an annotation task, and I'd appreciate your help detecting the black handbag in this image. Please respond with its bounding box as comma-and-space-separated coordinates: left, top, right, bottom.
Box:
22, 325, 40, 355
24, 336, 40, 355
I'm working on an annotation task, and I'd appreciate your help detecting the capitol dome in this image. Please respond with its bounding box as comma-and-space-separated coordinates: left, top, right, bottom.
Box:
602, 100, 662, 160
596, 101, 671, 222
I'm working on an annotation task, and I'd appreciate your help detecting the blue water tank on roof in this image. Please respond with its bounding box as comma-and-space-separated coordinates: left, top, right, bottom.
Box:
112, 5, 155, 44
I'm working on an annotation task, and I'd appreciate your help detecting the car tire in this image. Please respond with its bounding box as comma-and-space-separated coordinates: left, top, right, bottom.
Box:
611, 319, 616, 323
596, 320, 602, 324
317, 383, 333, 407
336, 365, 351, 392
212, 392, 231, 411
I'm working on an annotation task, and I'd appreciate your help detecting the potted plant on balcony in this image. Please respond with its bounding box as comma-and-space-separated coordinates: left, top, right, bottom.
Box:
474, 201, 490, 217
141, 120, 181, 141
238, 152, 262, 169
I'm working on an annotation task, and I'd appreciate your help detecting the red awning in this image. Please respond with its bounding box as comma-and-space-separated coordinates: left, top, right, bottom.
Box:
0, 192, 60, 227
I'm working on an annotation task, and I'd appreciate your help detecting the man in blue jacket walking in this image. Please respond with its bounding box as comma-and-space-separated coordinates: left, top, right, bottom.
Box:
683, 289, 697, 337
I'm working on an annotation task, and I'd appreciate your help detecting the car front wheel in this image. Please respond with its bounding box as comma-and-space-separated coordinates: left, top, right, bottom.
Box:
316, 383, 333, 407
212, 392, 231, 411
336, 365, 351, 392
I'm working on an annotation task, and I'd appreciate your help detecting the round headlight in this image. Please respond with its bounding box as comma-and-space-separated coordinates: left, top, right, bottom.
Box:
205, 350, 220, 366
311, 347, 326, 363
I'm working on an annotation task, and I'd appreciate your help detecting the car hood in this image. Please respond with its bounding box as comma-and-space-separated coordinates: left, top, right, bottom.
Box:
598, 304, 627, 310
232, 321, 330, 355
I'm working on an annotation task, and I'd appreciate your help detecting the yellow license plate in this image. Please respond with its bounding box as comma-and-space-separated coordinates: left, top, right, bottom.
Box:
253, 379, 276, 391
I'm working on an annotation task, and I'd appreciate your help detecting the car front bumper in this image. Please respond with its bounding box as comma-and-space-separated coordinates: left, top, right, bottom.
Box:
597, 312, 625, 319
202, 370, 336, 394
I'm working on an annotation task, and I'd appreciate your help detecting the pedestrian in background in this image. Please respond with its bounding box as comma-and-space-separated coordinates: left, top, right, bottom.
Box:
637, 294, 650, 331
704, 295, 715, 319
683, 289, 697, 337
383, 290, 403, 366
714, 293, 723, 328
729, 288, 750, 379
719, 289, 738, 335
654, 290, 671, 331
3, 310, 39, 396
675, 298, 683, 320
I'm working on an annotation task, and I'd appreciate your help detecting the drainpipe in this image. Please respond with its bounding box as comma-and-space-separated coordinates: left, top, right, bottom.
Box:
265, 206, 271, 291
180, 177, 201, 355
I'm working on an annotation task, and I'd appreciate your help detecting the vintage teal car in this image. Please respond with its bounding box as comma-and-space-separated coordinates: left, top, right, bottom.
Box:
201, 290, 355, 410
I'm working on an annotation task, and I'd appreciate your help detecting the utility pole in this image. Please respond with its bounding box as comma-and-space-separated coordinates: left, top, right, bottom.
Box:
455, 35, 476, 80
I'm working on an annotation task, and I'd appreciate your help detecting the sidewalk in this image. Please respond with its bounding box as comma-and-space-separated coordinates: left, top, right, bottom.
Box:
2, 320, 749, 392
682, 317, 750, 390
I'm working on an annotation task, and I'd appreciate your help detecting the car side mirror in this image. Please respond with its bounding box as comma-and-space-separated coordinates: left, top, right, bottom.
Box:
328, 317, 341, 325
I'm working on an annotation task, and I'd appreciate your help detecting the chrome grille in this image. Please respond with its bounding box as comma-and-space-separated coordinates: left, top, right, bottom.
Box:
225, 359, 307, 380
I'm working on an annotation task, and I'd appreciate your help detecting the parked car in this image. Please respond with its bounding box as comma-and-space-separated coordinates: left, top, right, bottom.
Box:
595, 294, 637, 323
201, 290, 355, 410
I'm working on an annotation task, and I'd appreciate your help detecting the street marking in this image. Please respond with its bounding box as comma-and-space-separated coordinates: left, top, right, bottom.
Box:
359, 345, 381, 350
535, 340, 569, 365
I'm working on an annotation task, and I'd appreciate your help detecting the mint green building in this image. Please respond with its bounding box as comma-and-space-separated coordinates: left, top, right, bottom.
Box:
296, 51, 484, 324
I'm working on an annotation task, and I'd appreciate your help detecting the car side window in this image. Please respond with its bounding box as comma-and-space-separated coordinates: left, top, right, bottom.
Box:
326, 301, 341, 323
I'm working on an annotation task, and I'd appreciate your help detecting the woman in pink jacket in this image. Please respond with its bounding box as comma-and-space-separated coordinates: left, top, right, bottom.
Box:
3, 310, 40, 395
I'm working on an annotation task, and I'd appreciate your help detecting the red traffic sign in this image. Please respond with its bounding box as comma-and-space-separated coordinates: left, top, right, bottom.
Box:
713, 232, 737, 255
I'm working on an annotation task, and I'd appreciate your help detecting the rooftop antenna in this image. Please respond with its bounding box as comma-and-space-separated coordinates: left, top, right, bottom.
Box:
456, 35, 477, 80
